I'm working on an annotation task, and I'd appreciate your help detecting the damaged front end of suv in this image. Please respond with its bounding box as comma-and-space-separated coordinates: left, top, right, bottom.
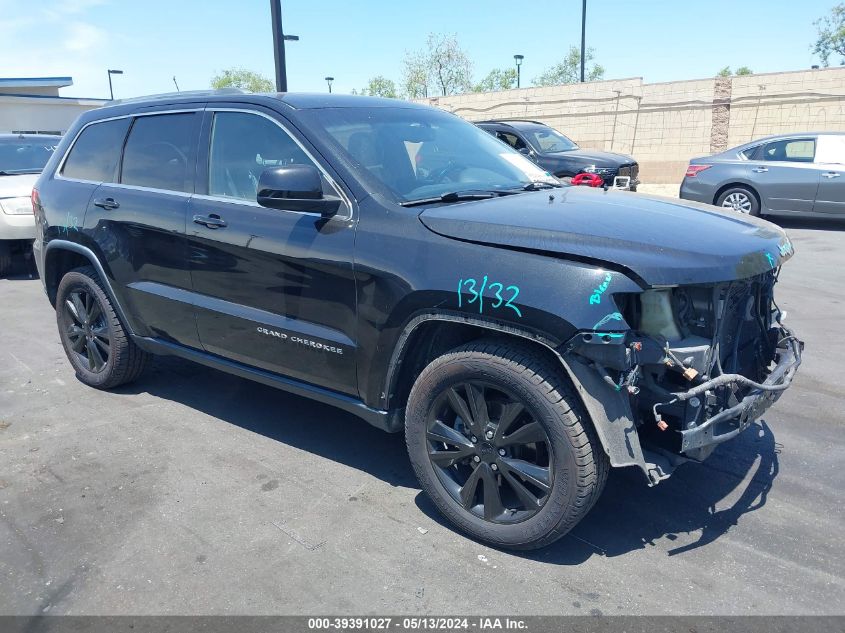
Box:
566, 260, 802, 484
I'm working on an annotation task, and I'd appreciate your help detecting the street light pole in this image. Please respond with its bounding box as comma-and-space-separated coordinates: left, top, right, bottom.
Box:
107, 69, 123, 100
270, 0, 299, 92
580, 0, 587, 83
514, 54, 524, 88
325, 77, 334, 93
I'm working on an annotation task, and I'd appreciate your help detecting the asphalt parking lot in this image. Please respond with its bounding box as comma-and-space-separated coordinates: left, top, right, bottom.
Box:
1, 216, 844, 616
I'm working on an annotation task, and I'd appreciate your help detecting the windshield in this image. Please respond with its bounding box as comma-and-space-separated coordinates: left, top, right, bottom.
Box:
308, 107, 558, 203
0, 138, 58, 174
523, 127, 579, 153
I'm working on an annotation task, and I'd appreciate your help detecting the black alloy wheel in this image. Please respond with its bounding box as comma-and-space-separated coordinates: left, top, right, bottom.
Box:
63, 288, 111, 373
426, 380, 553, 524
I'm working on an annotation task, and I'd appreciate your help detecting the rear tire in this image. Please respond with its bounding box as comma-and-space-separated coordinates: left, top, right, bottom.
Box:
56, 266, 149, 389
716, 186, 760, 216
0, 242, 11, 277
405, 340, 608, 550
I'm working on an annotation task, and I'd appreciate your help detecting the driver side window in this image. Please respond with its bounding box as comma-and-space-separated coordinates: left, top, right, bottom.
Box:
208, 111, 314, 201
497, 131, 527, 151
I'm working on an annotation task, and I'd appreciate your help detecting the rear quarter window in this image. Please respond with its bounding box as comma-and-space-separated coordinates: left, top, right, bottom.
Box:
62, 118, 131, 182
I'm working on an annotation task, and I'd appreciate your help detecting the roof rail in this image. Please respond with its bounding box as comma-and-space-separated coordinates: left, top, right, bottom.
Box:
109, 88, 251, 106
477, 119, 546, 126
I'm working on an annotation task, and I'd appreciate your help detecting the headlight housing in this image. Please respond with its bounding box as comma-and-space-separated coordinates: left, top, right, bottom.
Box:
0, 196, 33, 215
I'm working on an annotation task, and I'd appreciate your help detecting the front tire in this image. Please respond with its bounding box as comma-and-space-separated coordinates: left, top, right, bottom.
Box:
405, 340, 608, 550
716, 186, 760, 216
0, 242, 11, 277
56, 266, 149, 389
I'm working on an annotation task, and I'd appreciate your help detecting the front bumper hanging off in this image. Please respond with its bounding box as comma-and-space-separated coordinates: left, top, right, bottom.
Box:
679, 331, 803, 453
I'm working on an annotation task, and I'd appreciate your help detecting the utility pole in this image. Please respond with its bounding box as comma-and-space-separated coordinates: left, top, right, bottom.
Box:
270, 0, 299, 92
580, 0, 587, 83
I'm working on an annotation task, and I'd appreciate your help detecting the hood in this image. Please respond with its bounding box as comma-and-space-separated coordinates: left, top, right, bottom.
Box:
543, 149, 635, 166
418, 187, 793, 286
0, 173, 38, 198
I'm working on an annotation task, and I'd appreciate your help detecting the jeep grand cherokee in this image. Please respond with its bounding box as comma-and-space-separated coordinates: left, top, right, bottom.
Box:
32, 91, 801, 549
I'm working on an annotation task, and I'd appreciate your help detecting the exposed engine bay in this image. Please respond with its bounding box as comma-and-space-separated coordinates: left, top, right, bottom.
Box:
570, 269, 803, 472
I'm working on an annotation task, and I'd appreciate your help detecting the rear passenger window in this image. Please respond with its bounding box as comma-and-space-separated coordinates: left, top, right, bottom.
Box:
121, 113, 198, 193
62, 118, 131, 182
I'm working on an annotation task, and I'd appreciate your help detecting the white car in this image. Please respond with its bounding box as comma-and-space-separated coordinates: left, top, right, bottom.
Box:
0, 134, 61, 276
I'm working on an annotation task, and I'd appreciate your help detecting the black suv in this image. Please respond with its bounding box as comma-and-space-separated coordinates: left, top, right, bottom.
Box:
33, 91, 801, 549
477, 120, 640, 189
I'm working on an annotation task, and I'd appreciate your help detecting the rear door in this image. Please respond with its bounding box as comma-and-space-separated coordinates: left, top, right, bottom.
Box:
81, 108, 202, 346
186, 106, 358, 395
811, 134, 845, 215
748, 137, 819, 213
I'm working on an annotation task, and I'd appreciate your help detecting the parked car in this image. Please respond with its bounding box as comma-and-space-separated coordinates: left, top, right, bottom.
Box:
34, 92, 800, 549
0, 134, 61, 275
680, 132, 845, 217
476, 119, 640, 190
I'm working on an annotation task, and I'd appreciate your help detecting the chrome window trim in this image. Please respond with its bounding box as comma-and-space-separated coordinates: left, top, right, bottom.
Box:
53, 105, 355, 220
205, 107, 354, 221
55, 108, 203, 186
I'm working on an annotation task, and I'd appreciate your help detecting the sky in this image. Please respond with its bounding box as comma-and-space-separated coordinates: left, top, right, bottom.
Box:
0, 0, 839, 99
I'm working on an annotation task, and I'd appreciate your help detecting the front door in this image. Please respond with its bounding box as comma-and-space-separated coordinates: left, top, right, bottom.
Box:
749, 137, 819, 214
186, 107, 358, 396
812, 135, 845, 215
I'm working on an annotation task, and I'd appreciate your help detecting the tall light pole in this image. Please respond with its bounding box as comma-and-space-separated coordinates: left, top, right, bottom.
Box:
270, 0, 299, 92
325, 77, 334, 93
580, 0, 587, 82
107, 69, 123, 100
514, 54, 524, 89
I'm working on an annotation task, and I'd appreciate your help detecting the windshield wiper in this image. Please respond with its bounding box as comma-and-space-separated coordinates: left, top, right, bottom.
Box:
521, 181, 562, 191
400, 190, 505, 207
0, 170, 38, 176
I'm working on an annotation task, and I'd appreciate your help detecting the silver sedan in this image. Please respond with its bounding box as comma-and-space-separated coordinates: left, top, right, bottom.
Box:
679, 133, 845, 217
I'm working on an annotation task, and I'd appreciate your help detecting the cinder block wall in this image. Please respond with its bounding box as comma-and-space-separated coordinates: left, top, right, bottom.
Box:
419, 67, 845, 184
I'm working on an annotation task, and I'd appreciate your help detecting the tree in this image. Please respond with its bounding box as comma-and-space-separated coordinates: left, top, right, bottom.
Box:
402, 33, 473, 97
533, 46, 604, 86
717, 66, 753, 77
360, 75, 399, 98
813, 3, 845, 66
473, 68, 518, 93
426, 33, 473, 96
401, 49, 430, 99
211, 68, 274, 92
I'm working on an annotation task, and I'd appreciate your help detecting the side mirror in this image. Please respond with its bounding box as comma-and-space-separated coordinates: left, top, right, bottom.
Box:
256, 165, 341, 217
518, 147, 537, 162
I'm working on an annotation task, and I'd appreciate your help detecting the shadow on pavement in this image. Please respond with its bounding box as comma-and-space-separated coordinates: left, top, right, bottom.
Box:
415, 421, 779, 564
114, 355, 417, 488
117, 355, 779, 564
770, 216, 845, 232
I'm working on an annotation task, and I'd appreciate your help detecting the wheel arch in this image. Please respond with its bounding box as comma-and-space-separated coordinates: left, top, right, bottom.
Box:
384, 313, 564, 413
383, 312, 659, 482
44, 240, 134, 335
713, 181, 762, 210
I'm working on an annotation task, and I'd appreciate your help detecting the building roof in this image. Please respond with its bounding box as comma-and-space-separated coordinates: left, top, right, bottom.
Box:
0, 77, 73, 89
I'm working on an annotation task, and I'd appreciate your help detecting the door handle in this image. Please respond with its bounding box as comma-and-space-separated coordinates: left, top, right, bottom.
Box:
752, 167, 768, 173
823, 172, 841, 179
193, 214, 227, 229
93, 197, 120, 210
